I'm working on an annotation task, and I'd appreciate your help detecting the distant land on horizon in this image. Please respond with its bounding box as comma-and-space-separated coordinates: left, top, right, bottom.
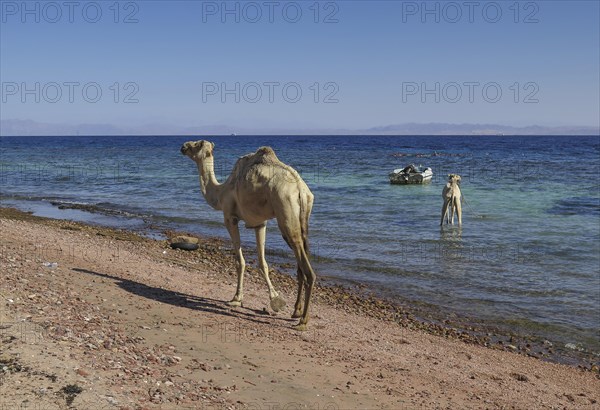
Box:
1, 119, 598, 137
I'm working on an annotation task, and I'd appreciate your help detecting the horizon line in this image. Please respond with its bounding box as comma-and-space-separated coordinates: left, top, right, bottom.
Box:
2, 134, 599, 138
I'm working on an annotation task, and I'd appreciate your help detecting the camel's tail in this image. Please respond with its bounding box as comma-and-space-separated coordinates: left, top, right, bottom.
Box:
299, 191, 313, 254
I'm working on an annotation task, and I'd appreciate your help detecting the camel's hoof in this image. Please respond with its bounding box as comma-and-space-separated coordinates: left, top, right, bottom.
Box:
293, 323, 308, 332
291, 310, 302, 319
270, 296, 286, 312
227, 300, 242, 307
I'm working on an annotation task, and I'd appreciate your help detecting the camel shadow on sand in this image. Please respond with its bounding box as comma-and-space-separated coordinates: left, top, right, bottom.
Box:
73, 268, 295, 328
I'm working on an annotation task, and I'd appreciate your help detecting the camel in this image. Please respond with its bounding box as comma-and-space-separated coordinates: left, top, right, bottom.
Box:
181, 140, 317, 330
441, 174, 462, 225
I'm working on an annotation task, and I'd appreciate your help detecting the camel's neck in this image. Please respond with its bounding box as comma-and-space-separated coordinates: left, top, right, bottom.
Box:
195, 157, 222, 210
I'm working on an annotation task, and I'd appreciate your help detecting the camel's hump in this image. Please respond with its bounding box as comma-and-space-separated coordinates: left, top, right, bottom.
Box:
251, 146, 279, 163
255, 146, 276, 157
234, 146, 283, 172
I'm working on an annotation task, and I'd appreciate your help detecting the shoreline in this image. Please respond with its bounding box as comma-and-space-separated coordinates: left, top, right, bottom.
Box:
1, 206, 597, 370
1, 207, 599, 408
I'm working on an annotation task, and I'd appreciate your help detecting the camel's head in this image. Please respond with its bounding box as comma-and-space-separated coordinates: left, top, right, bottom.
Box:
447, 174, 461, 184
181, 140, 215, 161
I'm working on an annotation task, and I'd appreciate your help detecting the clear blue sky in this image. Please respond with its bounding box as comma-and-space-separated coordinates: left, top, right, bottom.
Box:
1, 0, 599, 130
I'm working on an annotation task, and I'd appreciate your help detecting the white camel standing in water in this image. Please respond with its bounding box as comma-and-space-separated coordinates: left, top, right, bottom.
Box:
441, 174, 463, 225
181, 140, 317, 330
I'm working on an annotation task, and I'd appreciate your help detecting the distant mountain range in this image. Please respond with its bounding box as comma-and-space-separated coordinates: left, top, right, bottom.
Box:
1, 119, 598, 136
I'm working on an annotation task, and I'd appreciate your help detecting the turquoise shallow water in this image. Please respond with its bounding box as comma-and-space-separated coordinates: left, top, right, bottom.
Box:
1, 135, 599, 358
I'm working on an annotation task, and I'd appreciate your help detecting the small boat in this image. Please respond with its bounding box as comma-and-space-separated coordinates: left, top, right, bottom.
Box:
389, 164, 433, 185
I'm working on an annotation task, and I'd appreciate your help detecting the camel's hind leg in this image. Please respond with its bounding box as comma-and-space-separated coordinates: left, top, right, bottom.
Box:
276, 207, 316, 330
225, 218, 245, 307
255, 224, 286, 312
455, 196, 462, 225
441, 199, 450, 225
291, 245, 315, 331
292, 267, 305, 318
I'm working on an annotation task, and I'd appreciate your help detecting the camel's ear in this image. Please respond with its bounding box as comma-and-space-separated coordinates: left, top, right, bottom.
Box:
211, 142, 215, 150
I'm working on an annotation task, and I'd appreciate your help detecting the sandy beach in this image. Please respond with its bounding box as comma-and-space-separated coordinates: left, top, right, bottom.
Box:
1, 207, 599, 409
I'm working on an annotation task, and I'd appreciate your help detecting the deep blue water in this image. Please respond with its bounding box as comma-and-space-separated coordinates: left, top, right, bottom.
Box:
1, 135, 599, 357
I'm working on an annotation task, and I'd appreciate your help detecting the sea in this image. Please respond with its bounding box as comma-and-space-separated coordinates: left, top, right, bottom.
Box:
1, 135, 599, 363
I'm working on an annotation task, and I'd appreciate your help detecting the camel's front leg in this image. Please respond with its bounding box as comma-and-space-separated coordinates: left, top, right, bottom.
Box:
255, 225, 286, 312
455, 196, 462, 225
225, 218, 245, 307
